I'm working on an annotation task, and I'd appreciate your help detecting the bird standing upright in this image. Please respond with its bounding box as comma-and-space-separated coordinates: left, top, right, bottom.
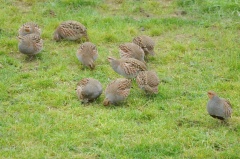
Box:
207, 91, 232, 121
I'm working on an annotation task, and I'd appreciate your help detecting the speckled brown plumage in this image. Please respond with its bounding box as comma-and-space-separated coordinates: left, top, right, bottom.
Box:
53, 20, 89, 41
136, 71, 159, 94
18, 33, 43, 56
119, 42, 145, 62
103, 78, 132, 106
18, 22, 41, 36
76, 42, 98, 69
133, 35, 155, 57
108, 57, 147, 78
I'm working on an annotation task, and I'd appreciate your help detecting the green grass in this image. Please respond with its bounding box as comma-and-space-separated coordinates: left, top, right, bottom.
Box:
0, 0, 240, 158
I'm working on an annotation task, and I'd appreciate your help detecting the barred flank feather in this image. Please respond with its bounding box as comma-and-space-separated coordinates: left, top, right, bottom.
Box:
108, 57, 147, 79
104, 78, 131, 106
119, 43, 145, 62
136, 71, 159, 94
53, 20, 89, 41
133, 35, 155, 56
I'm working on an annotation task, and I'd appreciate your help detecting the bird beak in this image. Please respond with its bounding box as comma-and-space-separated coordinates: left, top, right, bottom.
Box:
103, 98, 110, 106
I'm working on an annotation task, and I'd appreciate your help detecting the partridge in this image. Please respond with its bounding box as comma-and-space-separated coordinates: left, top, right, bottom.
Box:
133, 35, 155, 57
18, 34, 43, 56
76, 78, 103, 103
18, 22, 41, 36
108, 57, 147, 78
207, 91, 232, 121
103, 78, 132, 106
119, 43, 145, 62
136, 71, 160, 94
53, 20, 89, 41
76, 42, 98, 69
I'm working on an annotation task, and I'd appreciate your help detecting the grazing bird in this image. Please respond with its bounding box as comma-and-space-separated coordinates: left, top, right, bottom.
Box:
119, 42, 145, 62
76, 42, 98, 69
108, 57, 147, 78
18, 22, 41, 36
133, 35, 155, 58
18, 33, 43, 56
136, 71, 160, 94
207, 91, 232, 121
103, 78, 132, 106
76, 78, 103, 103
53, 20, 89, 42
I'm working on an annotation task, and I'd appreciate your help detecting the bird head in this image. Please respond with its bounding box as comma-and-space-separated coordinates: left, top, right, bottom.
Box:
107, 57, 115, 63
89, 63, 95, 70
103, 98, 110, 106
207, 91, 216, 99
53, 30, 61, 41
24, 25, 31, 33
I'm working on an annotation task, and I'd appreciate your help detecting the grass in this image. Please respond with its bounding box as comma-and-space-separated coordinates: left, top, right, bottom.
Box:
0, 0, 240, 158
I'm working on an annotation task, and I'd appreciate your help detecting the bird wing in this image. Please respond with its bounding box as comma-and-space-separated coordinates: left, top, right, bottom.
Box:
91, 45, 98, 60
77, 78, 89, 87
222, 98, 232, 118
147, 72, 160, 87
122, 62, 138, 75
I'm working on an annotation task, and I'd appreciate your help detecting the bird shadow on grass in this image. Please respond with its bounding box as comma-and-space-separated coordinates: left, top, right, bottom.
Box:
176, 117, 203, 128
24, 54, 42, 62
52, 38, 88, 45
204, 118, 239, 129
102, 101, 130, 109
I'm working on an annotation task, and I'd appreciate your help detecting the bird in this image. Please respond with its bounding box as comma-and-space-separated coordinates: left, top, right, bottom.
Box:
103, 78, 132, 106
119, 42, 145, 62
132, 35, 155, 58
136, 71, 160, 94
76, 42, 98, 69
207, 91, 232, 121
18, 22, 41, 36
76, 78, 103, 103
18, 33, 43, 56
53, 20, 89, 42
108, 57, 147, 78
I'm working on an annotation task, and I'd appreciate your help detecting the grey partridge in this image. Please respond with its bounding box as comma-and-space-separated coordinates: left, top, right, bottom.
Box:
207, 91, 232, 121
136, 71, 160, 94
108, 57, 147, 78
119, 42, 145, 62
18, 22, 41, 36
133, 35, 155, 57
18, 33, 43, 56
103, 78, 132, 106
76, 42, 98, 69
53, 20, 89, 42
76, 78, 103, 103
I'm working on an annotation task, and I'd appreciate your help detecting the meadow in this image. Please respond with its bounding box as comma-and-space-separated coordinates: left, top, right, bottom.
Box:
0, 0, 240, 158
